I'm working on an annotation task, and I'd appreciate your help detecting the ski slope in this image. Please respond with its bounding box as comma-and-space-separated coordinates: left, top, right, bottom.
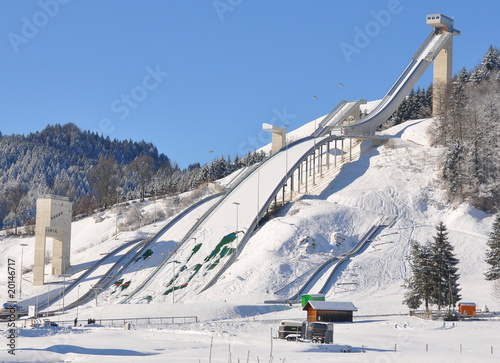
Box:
128, 135, 334, 303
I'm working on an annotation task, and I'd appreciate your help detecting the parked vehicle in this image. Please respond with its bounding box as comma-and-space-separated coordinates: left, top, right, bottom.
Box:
278, 320, 302, 340
305, 322, 329, 343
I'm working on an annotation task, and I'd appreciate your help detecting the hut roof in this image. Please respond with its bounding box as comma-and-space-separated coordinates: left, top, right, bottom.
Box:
302, 301, 358, 312
459, 302, 476, 306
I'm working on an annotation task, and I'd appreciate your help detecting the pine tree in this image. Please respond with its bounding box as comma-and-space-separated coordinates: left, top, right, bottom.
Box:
436, 46, 500, 212
443, 141, 463, 198
402, 240, 434, 312
485, 214, 500, 281
481, 46, 500, 75
429, 222, 461, 311
446, 68, 468, 142
470, 45, 500, 83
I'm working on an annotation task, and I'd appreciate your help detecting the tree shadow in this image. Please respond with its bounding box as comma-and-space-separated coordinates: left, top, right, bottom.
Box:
22, 345, 159, 356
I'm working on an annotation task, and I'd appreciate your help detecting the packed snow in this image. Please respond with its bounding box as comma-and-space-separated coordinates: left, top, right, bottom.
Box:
1, 117, 499, 362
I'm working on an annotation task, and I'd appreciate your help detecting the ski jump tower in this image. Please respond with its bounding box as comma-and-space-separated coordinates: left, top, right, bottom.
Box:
426, 14, 460, 116
33, 195, 72, 286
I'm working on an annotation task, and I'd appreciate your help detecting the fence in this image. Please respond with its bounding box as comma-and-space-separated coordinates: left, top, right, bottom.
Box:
37, 315, 198, 328
410, 309, 500, 321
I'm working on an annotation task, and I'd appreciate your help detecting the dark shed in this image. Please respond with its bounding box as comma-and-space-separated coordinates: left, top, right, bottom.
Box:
302, 301, 358, 323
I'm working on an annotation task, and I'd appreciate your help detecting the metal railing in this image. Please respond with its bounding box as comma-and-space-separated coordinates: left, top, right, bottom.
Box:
30, 315, 198, 328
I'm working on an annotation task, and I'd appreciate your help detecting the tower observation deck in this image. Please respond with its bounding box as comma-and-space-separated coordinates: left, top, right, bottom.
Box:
426, 14, 460, 116
426, 14, 456, 32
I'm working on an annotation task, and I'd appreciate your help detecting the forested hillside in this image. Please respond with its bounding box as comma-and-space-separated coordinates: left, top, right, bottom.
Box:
434, 45, 500, 212
0, 122, 266, 232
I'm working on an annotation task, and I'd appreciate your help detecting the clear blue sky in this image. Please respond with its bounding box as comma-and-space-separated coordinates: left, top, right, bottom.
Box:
0, 1, 498, 168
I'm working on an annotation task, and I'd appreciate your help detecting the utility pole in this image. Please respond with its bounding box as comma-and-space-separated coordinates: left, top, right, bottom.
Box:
19, 243, 28, 300
313, 96, 318, 186
232, 202, 240, 258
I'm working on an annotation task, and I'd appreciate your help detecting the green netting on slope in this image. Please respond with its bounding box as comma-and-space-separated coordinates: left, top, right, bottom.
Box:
186, 243, 202, 263
163, 284, 188, 295
120, 281, 131, 291
163, 264, 202, 295
163, 232, 241, 295
135, 249, 153, 263
204, 232, 238, 263
208, 246, 235, 270
114, 278, 124, 286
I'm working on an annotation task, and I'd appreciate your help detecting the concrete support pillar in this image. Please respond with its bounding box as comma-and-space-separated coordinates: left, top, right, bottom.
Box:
334, 140, 337, 167
350, 138, 352, 161
326, 141, 330, 170
426, 14, 460, 116
312, 149, 316, 186
432, 36, 453, 116
320, 145, 323, 178
305, 158, 308, 194
262, 123, 286, 155
297, 165, 301, 194
33, 196, 72, 286
341, 139, 344, 162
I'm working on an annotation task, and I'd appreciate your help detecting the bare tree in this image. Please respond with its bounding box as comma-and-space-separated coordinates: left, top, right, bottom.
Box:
1, 184, 28, 234
128, 154, 154, 202
88, 156, 121, 209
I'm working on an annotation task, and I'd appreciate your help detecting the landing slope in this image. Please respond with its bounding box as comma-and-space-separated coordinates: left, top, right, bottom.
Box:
196, 118, 496, 314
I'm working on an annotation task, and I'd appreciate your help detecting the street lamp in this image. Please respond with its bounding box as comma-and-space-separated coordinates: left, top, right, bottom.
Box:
257, 167, 260, 214
284, 124, 289, 176
19, 243, 28, 300
313, 96, 318, 185
91, 286, 102, 307
313, 96, 318, 135
59, 256, 69, 316
61, 274, 67, 316
232, 202, 240, 258
208, 150, 214, 181
76, 284, 81, 319
153, 186, 157, 227
167, 252, 181, 304
339, 83, 344, 133
36, 286, 39, 318
284, 124, 290, 202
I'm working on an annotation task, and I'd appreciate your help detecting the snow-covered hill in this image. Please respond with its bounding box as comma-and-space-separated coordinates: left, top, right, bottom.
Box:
196, 118, 496, 314
0, 117, 498, 362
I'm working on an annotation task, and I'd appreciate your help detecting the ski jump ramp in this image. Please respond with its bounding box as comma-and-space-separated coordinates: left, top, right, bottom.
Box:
343, 28, 458, 137
120, 18, 458, 304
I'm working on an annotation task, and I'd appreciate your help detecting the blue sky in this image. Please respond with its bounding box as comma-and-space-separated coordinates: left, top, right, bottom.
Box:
0, 1, 498, 168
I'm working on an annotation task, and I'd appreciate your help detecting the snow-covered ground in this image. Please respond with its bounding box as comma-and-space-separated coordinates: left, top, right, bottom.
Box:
1, 117, 499, 362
